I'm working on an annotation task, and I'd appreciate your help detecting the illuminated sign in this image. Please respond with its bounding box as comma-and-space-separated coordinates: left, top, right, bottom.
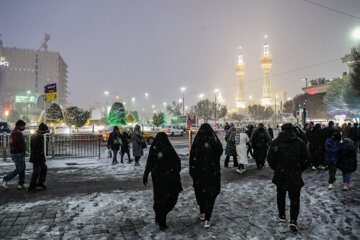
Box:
0, 57, 9, 67
44, 83, 57, 102
15, 95, 37, 103
335, 115, 346, 120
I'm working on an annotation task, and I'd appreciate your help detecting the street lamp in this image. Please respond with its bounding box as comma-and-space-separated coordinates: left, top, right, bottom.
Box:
145, 92, 149, 100
104, 91, 109, 116
26, 90, 31, 121
214, 89, 220, 119
353, 28, 360, 40
199, 93, 204, 100
275, 95, 279, 123
249, 95, 253, 100
180, 87, 186, 116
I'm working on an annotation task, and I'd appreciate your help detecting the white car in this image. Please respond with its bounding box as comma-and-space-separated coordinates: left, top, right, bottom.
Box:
160, 125, 184, 136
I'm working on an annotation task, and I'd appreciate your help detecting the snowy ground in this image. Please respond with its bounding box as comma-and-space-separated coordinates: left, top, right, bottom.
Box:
0, 146, 359, 240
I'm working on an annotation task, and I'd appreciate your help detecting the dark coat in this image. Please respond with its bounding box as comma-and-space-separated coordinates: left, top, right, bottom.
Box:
268, 127, 274, 139
309, 124, 325, 166
251, 127, 271, 161
225, 126, 237, 156
120, 131, 131, 153
107, 131, 122, 151
338, 139, 357, 173
324, 138, 340, 166
190, 123, 223, 212
131, 126, 144, 157
348, 127, 360, 142
143, 132, 183, 218
30, 132, 46, 164
267, 130, 310, 190
10, 127, 26, 154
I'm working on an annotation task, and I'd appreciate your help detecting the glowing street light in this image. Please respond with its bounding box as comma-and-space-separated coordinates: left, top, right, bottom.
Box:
132, 97, 135, 102
353, 28, 360, 40
287, 97, 292, 101
249, 95, 253, 100
145, 92, 149, 100
180, 87, 186, 116
214, 89, 220, 119
199, 93, 204, 100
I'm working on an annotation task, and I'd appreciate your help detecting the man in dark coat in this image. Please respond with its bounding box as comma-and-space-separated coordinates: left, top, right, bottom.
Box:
1, 120, 27, 189
189, 123, 223, 228
107, 126, 122, 165
224, 122, 230, 131
348, 123, 360, 152
267, 123, 310, 233
143, 132, 182, 230
320, 121, 340, 169
251, 123, 271, 169
28, 123, 49, 192
268, 124, 274, 139
224, 125, 238, 167
246, 124, 254, 158
120, 129, 131, 163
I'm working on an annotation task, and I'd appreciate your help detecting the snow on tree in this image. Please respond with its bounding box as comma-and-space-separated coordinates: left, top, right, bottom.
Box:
166, 101, 182, 117
195, 99, 214, 121
283, 93, 327, 119
247, 104, 273, 121
64, 106, 91, 130
227, 111, 244, 121
350, 45, 360, 95
45, 103, 63, 124
7, 110, 20, 123
108, 102, 126, 125
152, 112, 165, 126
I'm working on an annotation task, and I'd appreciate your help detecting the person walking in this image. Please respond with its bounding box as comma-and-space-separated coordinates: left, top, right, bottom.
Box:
338, 138, 357, 191
28, 123, 49, 192
120, 129, 131, 163
325, 133, 341, 189
268, 124, 274, 139
224, 125, 238, 167
224, 122, 230, 131
235, 127, 250, 174
107, 126, 122, 165
131, 125, 144, 166
267, 123, 310, 233
246, 124, 254, 158
1, 120, 27, 189
251, 123, 271, 169
143, 132, 183, 230
189, 123, 223, 228
309, 124, 325, 170
348, 123, 360, 152
341, 123, 351, 139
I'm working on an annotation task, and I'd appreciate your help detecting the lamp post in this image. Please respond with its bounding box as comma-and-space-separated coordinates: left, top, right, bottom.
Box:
199, 93, 204, 100
26, 90, 31, 121
214, 89, 219, 119
302, 78, 308, 87
274, 95, 278, 123
145, 92, 149, 100
353, 28, 360, 41
181, 87, 186, 116
163, 102, 167, 112
104, 90, 109, 116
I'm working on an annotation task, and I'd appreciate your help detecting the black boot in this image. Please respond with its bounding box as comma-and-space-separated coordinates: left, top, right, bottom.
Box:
233, 157, 239, 167
290, 220, 298, 233
224, 156, 229, 167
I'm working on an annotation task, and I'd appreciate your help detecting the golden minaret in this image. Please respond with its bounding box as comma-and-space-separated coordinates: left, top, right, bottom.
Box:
260, 35, 272, 106
235, 46, 246, 109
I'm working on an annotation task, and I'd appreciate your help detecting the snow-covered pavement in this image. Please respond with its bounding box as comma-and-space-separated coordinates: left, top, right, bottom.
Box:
0, 147, 359, 239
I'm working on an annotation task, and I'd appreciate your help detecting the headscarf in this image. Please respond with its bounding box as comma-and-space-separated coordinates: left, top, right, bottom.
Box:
191, 123, 223, 160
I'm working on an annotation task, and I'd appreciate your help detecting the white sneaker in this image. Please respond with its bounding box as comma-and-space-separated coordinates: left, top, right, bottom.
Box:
199, 213, 205, 221
1, 179, 9, 189
204, 221, 211, 228
242, 169, 246, 173
311, 166, 316, 170
236, 169, 243, 174
17, 184, 28, 189
328, 184, 334, 189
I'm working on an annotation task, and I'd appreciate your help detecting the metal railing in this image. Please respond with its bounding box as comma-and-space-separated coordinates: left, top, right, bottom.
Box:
1, 133, 101, 161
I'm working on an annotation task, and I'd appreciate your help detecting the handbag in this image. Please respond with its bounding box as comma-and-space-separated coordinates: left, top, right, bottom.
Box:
141, 141, 147, 149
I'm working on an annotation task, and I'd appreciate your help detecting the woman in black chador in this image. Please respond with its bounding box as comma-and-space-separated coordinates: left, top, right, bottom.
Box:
143, 132, 183, 230
189, 123, 223, 228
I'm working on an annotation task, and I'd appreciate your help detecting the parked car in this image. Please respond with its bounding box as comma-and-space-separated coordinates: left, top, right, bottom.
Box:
160, 125, 184, 136
0, 122, 12, 134
190, 124, 199, 133
99, 125, 125, 141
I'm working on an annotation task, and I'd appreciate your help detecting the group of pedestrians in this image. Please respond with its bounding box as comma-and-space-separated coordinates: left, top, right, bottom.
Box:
107, 124, 145, 166
1, 120, 50, 193
143, 123, 222, 230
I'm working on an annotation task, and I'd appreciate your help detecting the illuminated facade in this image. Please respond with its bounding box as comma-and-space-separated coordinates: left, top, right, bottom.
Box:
235, 46, 246, 108
260, 36, 273, 106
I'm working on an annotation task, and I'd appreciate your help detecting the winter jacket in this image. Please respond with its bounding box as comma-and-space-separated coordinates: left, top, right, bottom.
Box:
251, 127, 271, 161
120, 131, 130, 153
10, 127, 26, 154
324, 138, 341, 166
225, 126, 237, 156
131, 130, 144, 157
236, 131, 250, 165
107, 131, 122, 151
338, 139, 357, 173
348, 127, 360, 142
30, 132, 46, 164
342, 125, 351, 139
309, 125, 325, 166
267, 130, 310, 190
268, 128, 274, 139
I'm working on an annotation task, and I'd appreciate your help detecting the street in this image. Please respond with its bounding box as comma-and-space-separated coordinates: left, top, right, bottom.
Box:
0, 145, 359, 240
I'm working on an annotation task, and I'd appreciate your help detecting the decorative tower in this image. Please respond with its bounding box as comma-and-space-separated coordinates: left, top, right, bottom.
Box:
260, 35, 272, 106
235, 46, 246, 109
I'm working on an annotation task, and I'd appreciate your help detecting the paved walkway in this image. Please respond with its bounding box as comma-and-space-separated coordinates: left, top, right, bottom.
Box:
0, 154, 359, 240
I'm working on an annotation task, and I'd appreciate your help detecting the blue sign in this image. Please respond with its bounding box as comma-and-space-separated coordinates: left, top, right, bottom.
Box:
44, 83, 57, 93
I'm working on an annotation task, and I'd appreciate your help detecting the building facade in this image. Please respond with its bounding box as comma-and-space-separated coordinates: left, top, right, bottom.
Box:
0, 41, 68, 121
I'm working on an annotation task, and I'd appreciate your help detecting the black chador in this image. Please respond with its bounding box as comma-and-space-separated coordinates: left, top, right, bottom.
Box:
143, 132, 183, 230
189, 123, 223, 227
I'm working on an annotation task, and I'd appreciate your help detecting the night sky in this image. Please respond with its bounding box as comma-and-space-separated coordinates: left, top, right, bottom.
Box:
1, 0, 359, 110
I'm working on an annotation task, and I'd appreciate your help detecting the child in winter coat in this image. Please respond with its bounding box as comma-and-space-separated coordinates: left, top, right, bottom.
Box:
324, 133, 341, 189
338, 138, 357, 191
235, 128, 250, 174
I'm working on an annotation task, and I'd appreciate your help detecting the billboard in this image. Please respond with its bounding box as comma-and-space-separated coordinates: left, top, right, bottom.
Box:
15, 95, 37, 103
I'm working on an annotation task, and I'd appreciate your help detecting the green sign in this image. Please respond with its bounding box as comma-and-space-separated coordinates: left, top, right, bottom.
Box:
15, 95, 37, 103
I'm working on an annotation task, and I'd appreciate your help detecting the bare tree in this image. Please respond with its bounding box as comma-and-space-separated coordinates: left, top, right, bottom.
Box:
248, 104, 273, 121
166, 101, 182, 116
195, 99, 214, 122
